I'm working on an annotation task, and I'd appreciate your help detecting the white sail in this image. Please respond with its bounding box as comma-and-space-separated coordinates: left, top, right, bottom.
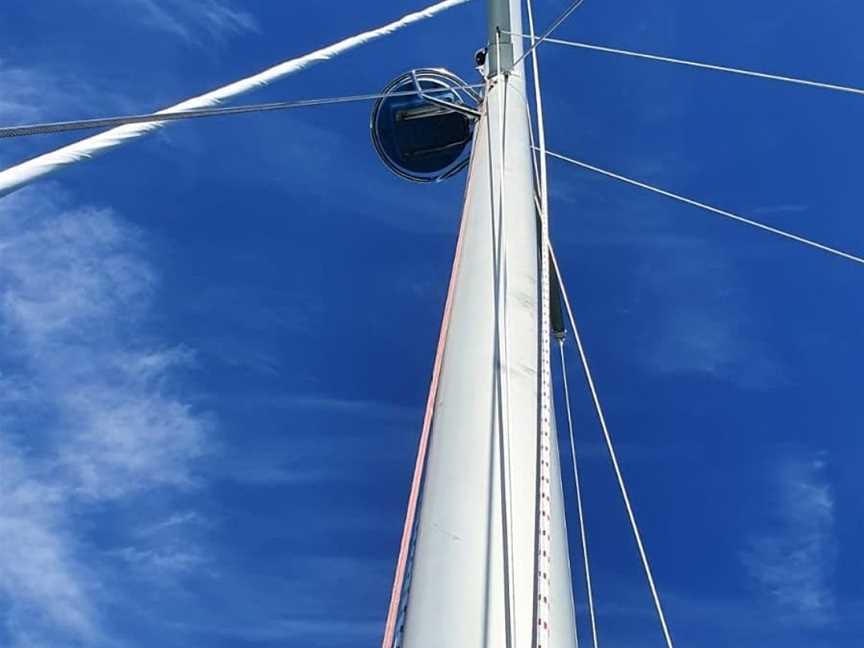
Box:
390, 1, 577, 646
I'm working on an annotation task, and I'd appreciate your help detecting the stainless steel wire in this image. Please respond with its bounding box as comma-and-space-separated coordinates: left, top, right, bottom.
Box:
0, 85, 484, 140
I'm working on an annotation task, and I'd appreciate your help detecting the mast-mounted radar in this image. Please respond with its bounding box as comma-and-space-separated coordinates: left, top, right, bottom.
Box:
370, 68, 481, 183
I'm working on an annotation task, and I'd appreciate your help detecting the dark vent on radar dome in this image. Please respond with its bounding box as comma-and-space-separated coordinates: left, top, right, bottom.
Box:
371, 68, 480, 183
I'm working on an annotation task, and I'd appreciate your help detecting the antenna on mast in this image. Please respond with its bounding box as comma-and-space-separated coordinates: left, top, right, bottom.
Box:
487, 0, 514, 74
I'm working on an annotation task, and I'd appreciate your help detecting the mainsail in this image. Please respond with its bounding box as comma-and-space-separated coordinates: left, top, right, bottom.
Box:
382, 2, 577, 646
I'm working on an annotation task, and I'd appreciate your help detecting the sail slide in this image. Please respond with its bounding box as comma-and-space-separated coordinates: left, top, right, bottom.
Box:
389, 1, 577, 646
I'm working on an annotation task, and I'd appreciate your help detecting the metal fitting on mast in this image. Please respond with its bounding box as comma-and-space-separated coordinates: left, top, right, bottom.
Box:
487, 0, 514, 76
370, 69, 480, 183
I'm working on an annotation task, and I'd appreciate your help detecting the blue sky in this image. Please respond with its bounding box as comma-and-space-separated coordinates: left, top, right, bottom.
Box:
1, 1, 863, 646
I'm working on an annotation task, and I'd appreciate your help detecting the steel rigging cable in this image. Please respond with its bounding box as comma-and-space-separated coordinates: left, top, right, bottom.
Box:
0, 86, 484, 140
542, 148, 864, 267
0, 0, 472, 198
511, 0, 588, 69
549, 244, 676, 648
508, 34, 864, 97
556, 338, 599, 648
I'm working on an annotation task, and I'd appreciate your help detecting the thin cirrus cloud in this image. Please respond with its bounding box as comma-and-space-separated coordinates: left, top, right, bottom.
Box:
0, 60, 135, 126
742, 452, 836, 625
0, 1, 253, 134
633, 234, 780, 389
93, 0, 258, 44
0, 187, 212, 646
0, 63, 59, 124
0, 439, 101, 647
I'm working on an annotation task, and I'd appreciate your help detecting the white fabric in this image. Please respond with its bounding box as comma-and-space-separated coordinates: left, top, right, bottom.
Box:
0, 0, 470, 197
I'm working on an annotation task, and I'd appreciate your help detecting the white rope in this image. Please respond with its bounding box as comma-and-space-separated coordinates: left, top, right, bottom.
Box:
491, 31, 517, 648
526, 1, 551, 224
524, 2, 556, 647
557, 338, 599, 648
510, 33, 864, 97
542, 148, 864, 266
0, 0, 471, 198
548, 244, 675, 648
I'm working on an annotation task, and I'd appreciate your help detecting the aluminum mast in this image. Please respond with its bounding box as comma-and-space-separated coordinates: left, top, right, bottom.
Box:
387, 1, 577, 646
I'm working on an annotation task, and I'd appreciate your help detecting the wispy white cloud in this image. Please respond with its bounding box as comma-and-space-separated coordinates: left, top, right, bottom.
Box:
217, 617, 383, 643
115, 511, 211, 579
89, 0, 257, 44
218, 395, 420, 485
742, 451, 836, 625
0, 188, 213, 644
549, 176, 781, 388
137, 510, 209, 536
0, 439, 102, 647
0, 60, 134, 126
632, 233, 780, 388
113, 545, 208, 575
0, 63, 57, 124
173, 555, 389, 645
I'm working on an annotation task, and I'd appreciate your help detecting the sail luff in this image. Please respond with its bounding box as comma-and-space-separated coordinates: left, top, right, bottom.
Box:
389, 1, 577, 646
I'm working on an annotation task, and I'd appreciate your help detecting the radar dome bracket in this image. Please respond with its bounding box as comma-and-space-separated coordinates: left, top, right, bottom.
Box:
370, 68, 481, 183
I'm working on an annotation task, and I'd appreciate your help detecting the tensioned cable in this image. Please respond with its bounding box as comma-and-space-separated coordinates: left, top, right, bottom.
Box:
0, 85, 485, 140
490, 31, 517, 648
541, 148, 864, 266
524, 2, 558, 647
0, 0, 471, 198
523, 1, 546, 201
512, 0, 588, 70
557, 338, 599, 648
509, 34, 864, 97
548, 243, 675, 648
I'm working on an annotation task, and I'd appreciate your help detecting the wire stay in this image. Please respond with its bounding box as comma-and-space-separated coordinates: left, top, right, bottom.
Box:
0, 85, 484, 140
524, 2, 559, 647
542, 148, 864, 266
557, 338, 600, 648
0, 0, 472, 198
512, 0, 588, 70
549, 243, 675, 648
509, 33, 864, 97
488, 33, 518, 648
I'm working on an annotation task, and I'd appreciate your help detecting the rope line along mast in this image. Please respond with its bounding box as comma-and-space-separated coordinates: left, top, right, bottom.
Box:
522, 0, 563, 645
378, 1, 578, 646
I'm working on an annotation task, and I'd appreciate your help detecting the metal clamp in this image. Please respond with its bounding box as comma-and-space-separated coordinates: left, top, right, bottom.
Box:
410, 70, 482, 119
